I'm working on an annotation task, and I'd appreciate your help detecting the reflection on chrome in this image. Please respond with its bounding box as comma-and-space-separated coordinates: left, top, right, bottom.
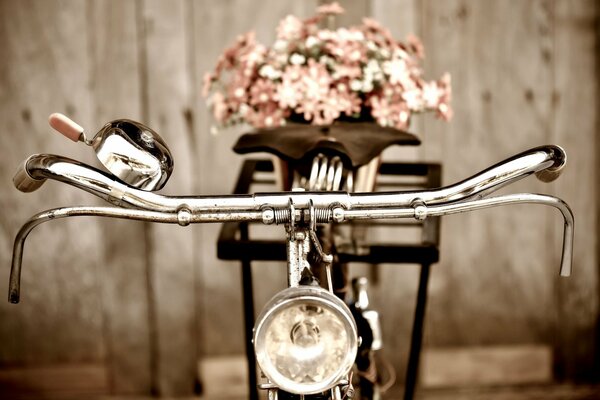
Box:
91, 119, 173, 191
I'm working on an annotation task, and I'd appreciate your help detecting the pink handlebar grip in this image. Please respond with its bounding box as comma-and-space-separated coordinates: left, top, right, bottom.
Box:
49, 113, 84, 142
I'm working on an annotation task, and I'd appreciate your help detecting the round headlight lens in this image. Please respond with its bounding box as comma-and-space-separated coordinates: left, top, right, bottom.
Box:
254, 286, 358, 394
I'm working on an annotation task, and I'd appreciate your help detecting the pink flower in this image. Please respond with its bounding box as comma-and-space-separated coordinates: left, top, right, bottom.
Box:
202, 2, 452, 131
401, 87, 423, 110
211, 92, 229, 123
276, 65, 304, 108
247, 101, 288, 128
317, 2, 344, 15
302, 59, 332, 101
277, 15, 304, 41
225, 73, 251, 110
407, 34, 425, 59
218, 32, 257, 72
325, 30, 367, 63
202, 72, 214, 97
422, 81, 441, 109
361, 17, 395, 47
296, 98, 321, 123
368, 95, 411, 129
333, 64, 362, 80
333, 84, 360, 116
250, 79, 277, 105
436, 73, 453, 120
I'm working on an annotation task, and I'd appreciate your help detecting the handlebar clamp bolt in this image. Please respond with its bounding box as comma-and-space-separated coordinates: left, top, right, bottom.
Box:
332, 207, 344, 223
262, 208, 275, 225
177, 208, 192, 226
414, 204, 428, 221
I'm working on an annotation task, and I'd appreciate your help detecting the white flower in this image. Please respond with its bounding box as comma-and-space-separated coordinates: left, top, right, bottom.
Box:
276, 82, 300, 108
259, 64, 282, 80
352, 31, 365, 41
305, 36, 319, 48
317, 30, 334, 41
422, 82, 442, 108
337, 28, 351, 40
350, 49, 362, 61
362, 80, 374, 92
319, 55, 334, 66
337, 82, 348, 92
379, 48, 390, 58
350, 79, 362, 91
402, 89, 422, 110
383, 58, 410, 85
289, 53, 306, 65
273, 39, 288, 52
365, 59, 381, 75
392, 48, 409, 60
276, 54, 288, 64
234, 87, 245, 98
239, 104, 250, 116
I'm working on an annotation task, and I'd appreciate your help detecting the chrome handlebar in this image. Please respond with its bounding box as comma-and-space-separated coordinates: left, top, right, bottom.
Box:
9, 145, 574, 304
15, 145, 565, 211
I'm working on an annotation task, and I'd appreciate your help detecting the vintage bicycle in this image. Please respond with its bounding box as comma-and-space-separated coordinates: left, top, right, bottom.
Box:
8, 114, 573, 400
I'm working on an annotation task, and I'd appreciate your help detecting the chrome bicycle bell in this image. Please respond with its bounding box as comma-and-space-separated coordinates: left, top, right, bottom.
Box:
49, 113, 174, 191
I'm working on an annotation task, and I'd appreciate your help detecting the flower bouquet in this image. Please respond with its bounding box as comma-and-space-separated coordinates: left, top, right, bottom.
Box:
202, 2, 452, 132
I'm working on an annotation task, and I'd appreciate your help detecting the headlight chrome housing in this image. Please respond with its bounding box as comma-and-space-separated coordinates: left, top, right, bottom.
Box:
253, 286, 358, 394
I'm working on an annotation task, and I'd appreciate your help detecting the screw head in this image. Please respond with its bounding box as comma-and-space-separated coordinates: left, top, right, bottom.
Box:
332, 207, 344, 222
262, 208, 275, 224
177, 207, 192, 226
414, 204, 427, 220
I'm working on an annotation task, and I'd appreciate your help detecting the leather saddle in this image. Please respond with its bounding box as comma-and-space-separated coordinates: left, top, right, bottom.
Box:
233, 123, 420, 169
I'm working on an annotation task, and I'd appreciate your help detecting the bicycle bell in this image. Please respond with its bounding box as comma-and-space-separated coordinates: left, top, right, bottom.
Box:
49, 113, 174, 191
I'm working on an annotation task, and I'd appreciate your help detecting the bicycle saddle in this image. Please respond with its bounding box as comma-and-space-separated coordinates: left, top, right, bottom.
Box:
233, 123, 420, 169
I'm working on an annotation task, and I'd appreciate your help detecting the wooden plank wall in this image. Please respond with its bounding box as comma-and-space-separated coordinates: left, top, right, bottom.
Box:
0, 0, 597, 396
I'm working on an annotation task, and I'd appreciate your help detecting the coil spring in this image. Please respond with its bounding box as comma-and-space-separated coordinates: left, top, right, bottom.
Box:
271, 206, 332, 225
273, 208, 292, 224
313, 207, 332, 223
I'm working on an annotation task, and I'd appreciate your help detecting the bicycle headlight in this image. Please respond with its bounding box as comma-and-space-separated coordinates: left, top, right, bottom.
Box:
253, 286, 358, 394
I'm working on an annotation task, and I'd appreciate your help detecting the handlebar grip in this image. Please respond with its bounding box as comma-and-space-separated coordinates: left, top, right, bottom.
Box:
535, 145, 567, 183
48, 113, 84, 142
13, 157, 45, 192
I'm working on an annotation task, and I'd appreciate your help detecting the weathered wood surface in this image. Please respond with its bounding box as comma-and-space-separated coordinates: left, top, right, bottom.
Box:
0, 0, 105, 367
0, 0, 597, 396
553, 0, 599, 381
88, 0, 153, 394
421, 0, 557, 344
142, 0, 198, 395
418, 0, 598, 383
